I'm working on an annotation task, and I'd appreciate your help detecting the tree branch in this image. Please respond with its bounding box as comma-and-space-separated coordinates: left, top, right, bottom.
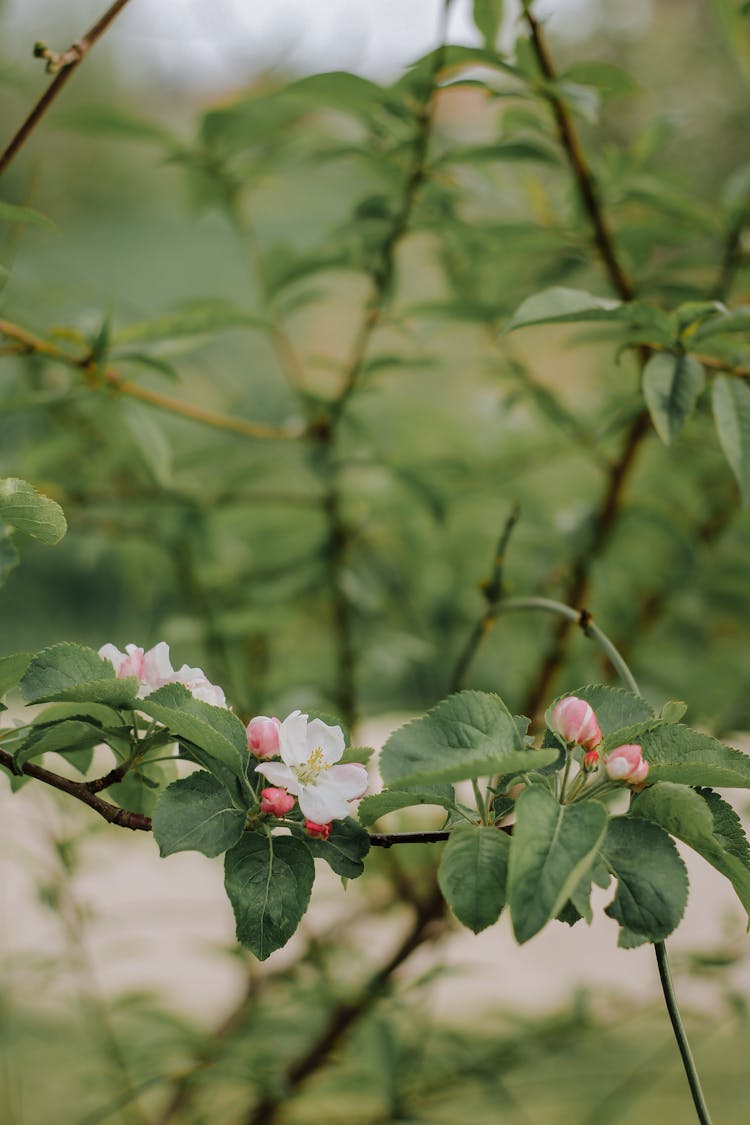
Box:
450, 504, 521, 691
243, 883, 448, 1125
0, 318, 301, 442
0, 746, 151, 830
0, 0, 134, 178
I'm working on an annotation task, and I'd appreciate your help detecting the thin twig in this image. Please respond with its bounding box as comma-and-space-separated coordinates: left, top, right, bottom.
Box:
0, 0, 134, 177
0, 318, 301, 441
450, 504, 521, 691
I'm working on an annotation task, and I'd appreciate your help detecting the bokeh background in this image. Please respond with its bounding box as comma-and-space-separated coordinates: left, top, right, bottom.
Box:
2, 1, 750, 1121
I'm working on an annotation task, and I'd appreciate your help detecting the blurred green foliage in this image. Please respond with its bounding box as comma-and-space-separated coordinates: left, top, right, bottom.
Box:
3, 0, 750, 1120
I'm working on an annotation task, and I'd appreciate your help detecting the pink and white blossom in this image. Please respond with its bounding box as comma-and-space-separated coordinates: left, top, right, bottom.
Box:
247, 715, 281, 758
551, 696, 602, 751
98, 642, 227, 707
169, 663, 227, 708
260, 787, 295, 816
98, 642, 173, 699
255, 710, 368, 823
605, 743, 649, 785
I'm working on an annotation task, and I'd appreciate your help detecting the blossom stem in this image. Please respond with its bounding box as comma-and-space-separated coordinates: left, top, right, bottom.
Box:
558, 747, 574, 803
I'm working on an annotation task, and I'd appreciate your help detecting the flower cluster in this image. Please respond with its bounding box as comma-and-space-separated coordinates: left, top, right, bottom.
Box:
98, 642, 227, 707
551, 695, 649, 788
247, 709, 369, 830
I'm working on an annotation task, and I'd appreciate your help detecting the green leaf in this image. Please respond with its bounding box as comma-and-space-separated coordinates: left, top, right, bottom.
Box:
379, 691, 557, 789
0, 524, 19, 586
302, 816, 370, 878
283, 71, 383, 122
472, 0, 504, 49
712, 375, 750, 506
20, 643, 136, 705
0, 201, 57, 231
697, 788, 750, 866
637, 723, 750, 787
14, 720, 107, 769
600, 816, 688, 945
224, 833, 314, 960
439, 139, 559, 167
139, 684, 247, 780
547, 685, 654, 739
358, 789, 455, 827
113, 300, 268, 346
152, 772, 247, 858
54, 105, 176, 146
642, 353, 705, 444
660, 700, 688, 723
438, 824, 510, 933
631, 783, 750, 920
559, 61, 638, 98
0, 652, 32, 699
119, 400, 173, 488
31, 700, 125, 729
505, 287, 621, 333
0, 478, 67, 544
693, 306, 750, 342
508, 787, 609, 944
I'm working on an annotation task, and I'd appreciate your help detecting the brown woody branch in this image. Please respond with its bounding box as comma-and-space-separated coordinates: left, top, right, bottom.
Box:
243, 882, 448, 1125
0, 745, 150, 829
0, 0, 134, 178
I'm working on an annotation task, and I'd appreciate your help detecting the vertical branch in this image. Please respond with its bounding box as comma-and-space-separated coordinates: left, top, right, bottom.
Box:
450, 504, 521, 691
316, 1, 452, 726
514, 4, 652, 717
243, 884, 447, 1125
0, 0, 134, 177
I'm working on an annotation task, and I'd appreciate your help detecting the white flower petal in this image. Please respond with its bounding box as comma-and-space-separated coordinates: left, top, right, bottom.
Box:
98, 644, 124, 674
144, 642, 174, 686
255, 762, 300, 795
328, 763, 368, 800
298, 776, 350, 822
306, 718, 345, 764
279, 710, 310, 767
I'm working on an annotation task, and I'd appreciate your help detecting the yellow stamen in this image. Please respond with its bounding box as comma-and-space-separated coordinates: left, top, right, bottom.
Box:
295, 746, 329, 785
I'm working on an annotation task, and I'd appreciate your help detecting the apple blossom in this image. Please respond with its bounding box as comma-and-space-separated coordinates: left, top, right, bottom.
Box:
550, 696, 602, 750
605, 743, 649, 785
168, 663, 227, 708
304, 819, 332, 840
98, 642, 173, 699
255, 710, 368, 823
98, 642, 227, 707
247, 716, 281, 758
260, 787, 295, 816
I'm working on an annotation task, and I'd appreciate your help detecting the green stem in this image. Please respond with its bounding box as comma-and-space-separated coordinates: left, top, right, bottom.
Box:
654, 941, 712, 1125
500, 591, 712, 1125
558, 748, 573, 802
471, 778, 488, 823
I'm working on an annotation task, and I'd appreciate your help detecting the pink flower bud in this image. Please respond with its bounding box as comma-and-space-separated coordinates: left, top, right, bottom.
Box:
605, 743, 649, 785
247, 716, 281, 758
260, 787, 295, 816
551, 696, 602, 750
304, 819, 332, 840
582, 748, 600, 772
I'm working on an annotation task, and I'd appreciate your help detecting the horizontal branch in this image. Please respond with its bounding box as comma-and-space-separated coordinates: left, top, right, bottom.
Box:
0, 318, 302, 441
0, 745, 151, 830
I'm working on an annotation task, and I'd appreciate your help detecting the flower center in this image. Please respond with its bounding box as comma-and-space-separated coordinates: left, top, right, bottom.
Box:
295, 746, 329, 785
